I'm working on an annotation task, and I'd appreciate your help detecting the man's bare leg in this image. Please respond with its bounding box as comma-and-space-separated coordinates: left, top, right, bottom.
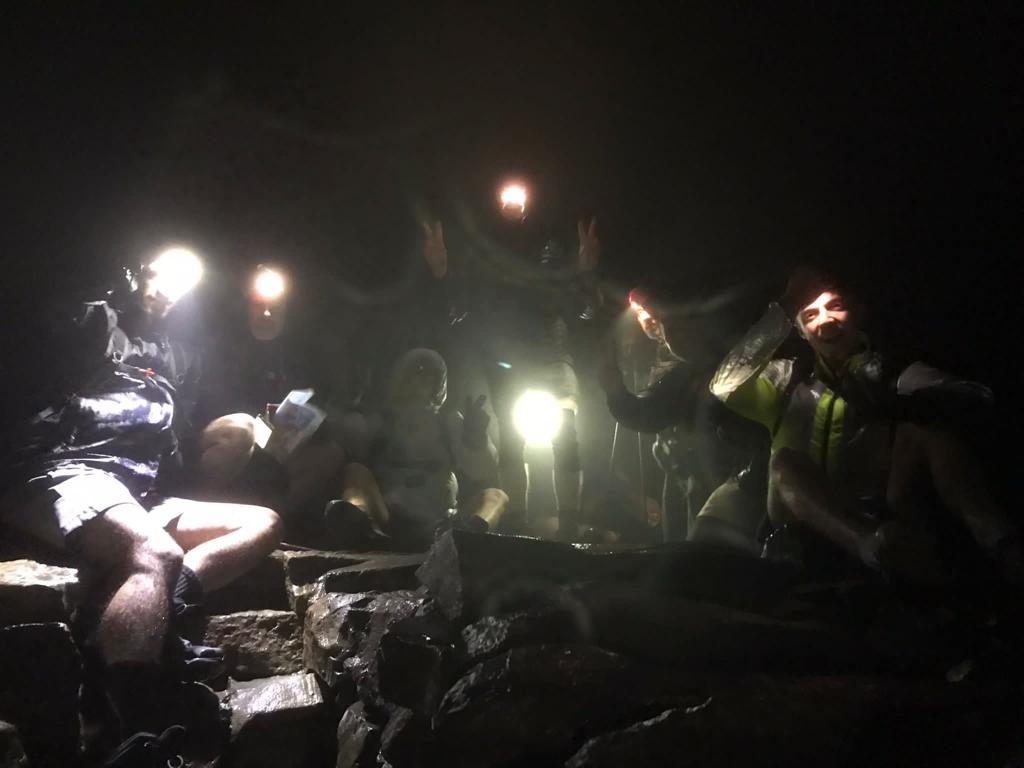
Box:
156, 499, 281, 592
460, 487, 510, 530
340, 462, 390, 531
73, 504, 185, 665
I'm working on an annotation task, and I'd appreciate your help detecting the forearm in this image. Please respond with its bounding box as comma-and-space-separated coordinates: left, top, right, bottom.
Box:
710, 302, 792, 401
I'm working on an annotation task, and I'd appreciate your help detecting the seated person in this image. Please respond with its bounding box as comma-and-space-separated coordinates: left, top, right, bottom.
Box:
325, 347, 508, 551
598, 286, 768, 554
0, 256, 282, 766
710, 265, 1023, 588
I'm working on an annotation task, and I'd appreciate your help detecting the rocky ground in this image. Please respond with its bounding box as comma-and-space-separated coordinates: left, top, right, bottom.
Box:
1, 530, 1023, 767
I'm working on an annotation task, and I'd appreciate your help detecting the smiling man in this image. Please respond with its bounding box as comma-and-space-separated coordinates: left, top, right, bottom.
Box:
710, 266, 1023, 589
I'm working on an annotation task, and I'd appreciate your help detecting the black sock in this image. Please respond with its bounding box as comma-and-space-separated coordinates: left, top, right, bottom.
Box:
172, 565, 204, 617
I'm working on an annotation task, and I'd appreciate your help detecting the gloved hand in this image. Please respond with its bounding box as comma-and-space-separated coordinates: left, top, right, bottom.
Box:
461, 395, 490, 451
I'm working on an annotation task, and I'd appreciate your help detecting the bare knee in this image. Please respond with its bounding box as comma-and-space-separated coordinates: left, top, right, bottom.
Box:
246, 505, 283, 551
129, 534, 184, 583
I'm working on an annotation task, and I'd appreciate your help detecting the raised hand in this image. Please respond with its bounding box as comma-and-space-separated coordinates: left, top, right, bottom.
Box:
577, 217, 600, 273
422, 220, 448, 278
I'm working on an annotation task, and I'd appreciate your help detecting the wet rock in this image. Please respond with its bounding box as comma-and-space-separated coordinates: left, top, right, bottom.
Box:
376, 632, 450, 718
284, 551, 368, 622
321, 554, 425, 595
284, 550, 368, 586
206, 552, 289, 614
224, 672, 335, 768
0, 559, 79, 625
417, 530, 801, 622
431, 644, 699, 766
0, 623, 81, 767
335, 702, 382, 768
0, 721, 27, 768
203, 610, 304, 680
461, 605, 590, 663
573, 583, 870, 674
344, 592, 432, 711
303, 591, 375, 689
564, 676, 1023, 768
379, 707, 432, 768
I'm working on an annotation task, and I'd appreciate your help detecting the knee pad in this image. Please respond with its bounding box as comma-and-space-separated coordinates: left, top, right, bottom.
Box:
552, 410, 581, 473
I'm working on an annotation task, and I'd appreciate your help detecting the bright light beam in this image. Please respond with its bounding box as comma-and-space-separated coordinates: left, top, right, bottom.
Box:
148, 247, 204, 302
512, 390, 562, 445
500, 183, 528, 217
254, 267, 286, 301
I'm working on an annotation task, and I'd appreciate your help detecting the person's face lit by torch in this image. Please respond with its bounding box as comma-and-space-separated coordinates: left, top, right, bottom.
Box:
141, 247, 204, 317
499, 183, 528, 221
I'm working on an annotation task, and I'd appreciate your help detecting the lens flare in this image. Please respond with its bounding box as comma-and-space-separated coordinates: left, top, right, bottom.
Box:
500, 184, 528, 217
512, 390, 562, 445
148, 248, 203, 302
254, 267, 286, 301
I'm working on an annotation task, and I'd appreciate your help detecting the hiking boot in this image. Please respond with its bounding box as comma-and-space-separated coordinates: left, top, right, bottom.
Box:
324, 499, 389, 550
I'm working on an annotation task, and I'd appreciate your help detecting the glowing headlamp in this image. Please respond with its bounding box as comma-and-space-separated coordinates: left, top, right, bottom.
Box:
499, 183, 528, 219
253, 266, 286, 302
512, 390, 562, 445
147, 247, 204, 302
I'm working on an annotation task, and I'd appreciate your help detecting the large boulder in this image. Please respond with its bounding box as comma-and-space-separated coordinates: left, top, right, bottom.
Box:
223, 672, 335, 768
203, 610, 304, 680
565, 676, 1024, 768
416, 530, 802, 622
303, 591, 376, 690
0, 560, 79, 625
430, 645, 699, 767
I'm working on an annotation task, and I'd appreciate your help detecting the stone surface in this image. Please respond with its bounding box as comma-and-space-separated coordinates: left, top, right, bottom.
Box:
431, 644, 699, 766
303, 591, 376, 690
0, 721, 27, 768
417, 530, 803, 621
571, 582, 872, 674
335, 702, 382, 768
378, 706, 431, 768
206, 552, 289, 614
321, 554, 425, 595
203, 610, 304, 680
565, 676, 1024, 768
0, 623, 81, 767
461, 605, 589, 663
283, 550, 368, 587
0, 560, 79, 625
224, 672, 335, 768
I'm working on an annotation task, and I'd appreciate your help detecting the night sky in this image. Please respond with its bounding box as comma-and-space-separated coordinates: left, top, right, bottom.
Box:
4, 3, 1021, 389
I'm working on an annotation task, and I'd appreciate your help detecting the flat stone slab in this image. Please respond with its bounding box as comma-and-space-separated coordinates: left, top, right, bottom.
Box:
321, 554, 425, 595
224, 673, 335, 768
0, 560, 79, 625
204, 610, 304, 680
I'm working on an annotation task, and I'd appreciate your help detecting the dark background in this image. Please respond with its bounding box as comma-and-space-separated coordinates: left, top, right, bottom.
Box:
2, 3, 1020, 407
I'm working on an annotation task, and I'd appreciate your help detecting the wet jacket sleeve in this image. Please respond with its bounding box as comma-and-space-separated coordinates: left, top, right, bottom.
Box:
606, 363, 704, 434
709, 302, 793, 432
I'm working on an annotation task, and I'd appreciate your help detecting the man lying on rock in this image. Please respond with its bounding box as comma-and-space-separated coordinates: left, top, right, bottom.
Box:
324, 347, 509, 551
710, 265, 1024, 590
0, 253, 281, 767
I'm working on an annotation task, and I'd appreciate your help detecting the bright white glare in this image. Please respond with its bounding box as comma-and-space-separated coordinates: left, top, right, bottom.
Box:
148, 248, 203, 302
513, 390, 562, 445
500, 184, 527, 212
254, 267, 286, 301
